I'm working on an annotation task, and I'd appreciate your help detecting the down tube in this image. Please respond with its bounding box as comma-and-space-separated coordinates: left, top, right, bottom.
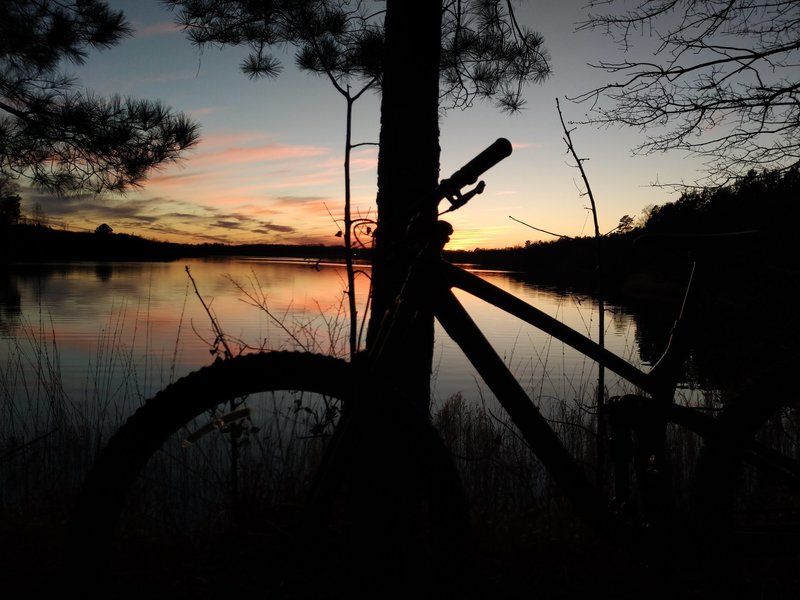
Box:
433, 286, 616, 537
441, 262, 653, 394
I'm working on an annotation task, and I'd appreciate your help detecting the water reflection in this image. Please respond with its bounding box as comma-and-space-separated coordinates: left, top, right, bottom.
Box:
95, 263, 113, 281
0, 258, 657, 419
0, 271, 21, 336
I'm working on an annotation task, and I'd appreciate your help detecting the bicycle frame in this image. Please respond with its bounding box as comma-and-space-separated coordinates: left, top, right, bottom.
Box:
370, 246, 696, 538
361, 139, 711, 539
351, 140, 788, 549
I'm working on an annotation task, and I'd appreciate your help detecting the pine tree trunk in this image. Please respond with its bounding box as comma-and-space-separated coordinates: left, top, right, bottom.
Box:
344, 2, 449, 592
366, 0, 443, 408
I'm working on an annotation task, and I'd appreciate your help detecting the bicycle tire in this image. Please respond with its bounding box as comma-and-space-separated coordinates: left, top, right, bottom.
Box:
65, 351, 470, 599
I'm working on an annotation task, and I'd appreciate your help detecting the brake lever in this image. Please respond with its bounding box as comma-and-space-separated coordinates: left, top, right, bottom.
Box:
438, 180, 486, 215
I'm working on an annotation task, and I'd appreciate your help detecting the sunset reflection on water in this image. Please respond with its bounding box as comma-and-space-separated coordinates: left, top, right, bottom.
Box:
1, 258, 642, 420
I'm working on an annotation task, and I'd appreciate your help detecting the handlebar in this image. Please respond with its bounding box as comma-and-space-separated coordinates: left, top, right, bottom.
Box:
404, 138, 513, 239
440, 138, 512, 193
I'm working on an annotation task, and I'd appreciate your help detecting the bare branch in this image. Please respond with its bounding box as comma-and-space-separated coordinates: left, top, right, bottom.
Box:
571, 0, 800, 184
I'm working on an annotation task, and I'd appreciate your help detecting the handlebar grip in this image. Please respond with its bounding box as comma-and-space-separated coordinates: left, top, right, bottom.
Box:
445, 138, 512, 190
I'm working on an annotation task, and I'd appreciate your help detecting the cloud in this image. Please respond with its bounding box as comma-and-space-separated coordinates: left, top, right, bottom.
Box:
144, 136, 338, 201
20, 181, 356, 246
14, 129, 373, 246
214, 220, 245, 230
195, 143, 328, 167
135, 22, 181, 38
190, 105, 228, 117
273, 195, 331, 205
254, 223, 295, 234
162, 212, 206, 220
146, 171, 208, 188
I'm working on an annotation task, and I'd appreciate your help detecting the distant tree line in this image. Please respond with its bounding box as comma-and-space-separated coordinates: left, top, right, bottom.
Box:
0, 179, 21, 229
642, 166, 800, 235
448, 164, 799, 298
0, 221, 363, 263
4, 164, 797, 281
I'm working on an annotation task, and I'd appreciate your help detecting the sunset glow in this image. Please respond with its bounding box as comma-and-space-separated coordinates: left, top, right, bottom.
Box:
22, 2, 704, 250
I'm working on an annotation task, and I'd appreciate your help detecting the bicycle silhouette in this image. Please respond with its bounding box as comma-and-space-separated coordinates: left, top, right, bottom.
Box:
67, 139, 799, 598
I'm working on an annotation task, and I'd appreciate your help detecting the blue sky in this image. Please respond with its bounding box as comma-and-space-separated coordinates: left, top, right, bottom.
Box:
25, 1, 708, 250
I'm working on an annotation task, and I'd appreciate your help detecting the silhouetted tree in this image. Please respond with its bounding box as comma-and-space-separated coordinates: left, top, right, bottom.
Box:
164, 0, 551, 396
0, 1, 199, 193
28, 202, 47, 227
0, 178, 21, 228
573, 0, 800, 185
611, 214, 634, 235
165, 0, 550, 360
164, 2, 552, 588
94, 223, 113, 235
165, 0, 549, 113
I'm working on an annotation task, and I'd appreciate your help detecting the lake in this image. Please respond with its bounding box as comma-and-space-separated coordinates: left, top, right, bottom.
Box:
1, 257, 657, 433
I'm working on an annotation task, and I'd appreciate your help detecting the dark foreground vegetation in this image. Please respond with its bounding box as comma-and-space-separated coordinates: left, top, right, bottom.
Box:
2, 383, 798, 599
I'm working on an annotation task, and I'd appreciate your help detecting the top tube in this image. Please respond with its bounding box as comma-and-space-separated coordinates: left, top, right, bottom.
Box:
440, 261, 659, 395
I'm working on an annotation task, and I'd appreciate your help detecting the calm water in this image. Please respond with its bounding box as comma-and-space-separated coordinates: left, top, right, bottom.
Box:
0, 258, 647, 426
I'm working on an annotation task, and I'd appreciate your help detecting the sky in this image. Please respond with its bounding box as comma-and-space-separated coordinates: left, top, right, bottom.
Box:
24, 1, 711, 250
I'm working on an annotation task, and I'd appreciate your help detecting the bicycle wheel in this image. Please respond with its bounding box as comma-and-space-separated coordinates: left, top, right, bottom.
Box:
65, 351, 470, 599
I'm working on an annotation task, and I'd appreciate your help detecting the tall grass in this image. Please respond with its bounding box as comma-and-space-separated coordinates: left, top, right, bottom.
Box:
0, 285, 647, 521
0, 314, 150, 517
0, 267, 359, 535
3, 296, 798, 600
1, 270, 729, 525
0, 308, 608, 536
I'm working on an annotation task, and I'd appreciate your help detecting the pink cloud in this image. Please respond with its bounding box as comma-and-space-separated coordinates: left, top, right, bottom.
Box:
199, 131, 266, 147
146, 170, 213, 190
189, 106, 228, 117
136, 22, 181, 37
194, 143, 329, 167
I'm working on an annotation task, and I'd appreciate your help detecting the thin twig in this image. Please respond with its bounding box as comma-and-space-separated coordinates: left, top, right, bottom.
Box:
225, 272, 311, 352
0, 429, 58, 464
509, 215, 568, 239
186, 266, 233, 359
556, 97, 607, 485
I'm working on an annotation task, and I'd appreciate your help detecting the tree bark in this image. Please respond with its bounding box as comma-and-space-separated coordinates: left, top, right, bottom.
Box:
367, 0, 443, 408
345, 2, 450, 592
